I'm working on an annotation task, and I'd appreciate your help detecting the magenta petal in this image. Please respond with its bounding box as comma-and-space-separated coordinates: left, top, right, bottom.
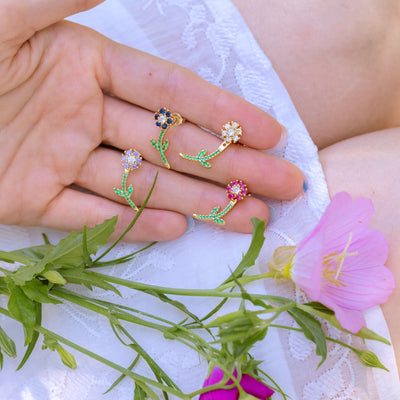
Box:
240, 374, 275, 399
199, 367, 239, 400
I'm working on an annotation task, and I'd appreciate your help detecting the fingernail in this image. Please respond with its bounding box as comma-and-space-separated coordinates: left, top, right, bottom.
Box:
186, 215, 195, 234
273, 124, 289, 149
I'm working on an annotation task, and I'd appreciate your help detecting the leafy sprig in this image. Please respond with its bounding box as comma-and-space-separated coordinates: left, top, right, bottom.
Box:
0, 176, 391, 399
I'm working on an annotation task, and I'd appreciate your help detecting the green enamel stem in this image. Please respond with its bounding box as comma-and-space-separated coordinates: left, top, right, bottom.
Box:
151, 129, 170, 168
180, 148, 222, 168
114, 170, 139, 212
194, 200, 236, 224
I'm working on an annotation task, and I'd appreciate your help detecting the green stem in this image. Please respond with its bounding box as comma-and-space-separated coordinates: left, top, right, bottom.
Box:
151, 129, 170, 168
52, 288, 218, 359
194, 201, 235, 225
90, 271, 293, 305
217, 271, 276, 291
114, 170, 139, 211
0, 306, 189, 399
180, 148, 222, 168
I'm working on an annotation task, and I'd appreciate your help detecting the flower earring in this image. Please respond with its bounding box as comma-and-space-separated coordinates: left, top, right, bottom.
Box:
180, 121, 242, 168
150, 107, 184, 169
114, 149, 143, 211
193, 180, 249, 224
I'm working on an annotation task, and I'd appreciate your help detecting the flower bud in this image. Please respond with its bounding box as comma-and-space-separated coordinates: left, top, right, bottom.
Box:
267, 246, 296, 281
56, 345, 77, 370
42, 271, 67, 285
357, 350, 389, 371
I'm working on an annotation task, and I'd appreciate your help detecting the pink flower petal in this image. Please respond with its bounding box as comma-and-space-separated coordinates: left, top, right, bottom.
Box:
240, 374, 275, 399
292, 223, 325, 299
320, 297, 367, 333
320, 192, 374, 250
199, 367, 238, 400
289, 192, 395, 333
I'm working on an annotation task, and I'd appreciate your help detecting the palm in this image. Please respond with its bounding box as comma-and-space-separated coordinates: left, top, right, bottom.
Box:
0, 1, 302, 240
0, 23, 104, 225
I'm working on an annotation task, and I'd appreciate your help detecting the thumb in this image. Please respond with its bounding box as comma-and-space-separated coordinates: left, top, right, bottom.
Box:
1, 0, 105, 39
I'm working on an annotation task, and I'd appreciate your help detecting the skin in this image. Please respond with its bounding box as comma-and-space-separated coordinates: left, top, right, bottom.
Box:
234, 0, 400, 371
0, 0, 304, 242
1, 0, 399, 375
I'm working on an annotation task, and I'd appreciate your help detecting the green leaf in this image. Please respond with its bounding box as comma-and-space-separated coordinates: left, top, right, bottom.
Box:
17, 302, 42, 370
0, 325, 17, 358
299, 303, 391, 345
140, 289, 203, 327
112, 324, 178, 398
21, 279, 62, 304
7, 281, 36, 345
219, 218, 266, 287
104, 355, 140, 394
8, 244, 54, 262
60, 270, 121, 295
289, 308, 327, 366
13, 217, 117, 285
135, 382, 160, 400
0, 250, 34, 266
303, 302, 334, 315
134, 384, 148, 400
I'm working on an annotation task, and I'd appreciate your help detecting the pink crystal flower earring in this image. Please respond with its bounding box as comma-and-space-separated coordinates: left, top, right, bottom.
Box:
193, 180, 249, 224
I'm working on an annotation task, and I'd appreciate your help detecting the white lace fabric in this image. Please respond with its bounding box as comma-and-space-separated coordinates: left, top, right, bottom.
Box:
0, 1, 399, 399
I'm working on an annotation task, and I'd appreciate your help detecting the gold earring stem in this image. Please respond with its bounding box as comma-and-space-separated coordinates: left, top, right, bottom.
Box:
193, 180, 248, 225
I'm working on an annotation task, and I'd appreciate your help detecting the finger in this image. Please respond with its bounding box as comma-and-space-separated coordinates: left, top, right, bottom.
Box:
102, 96, 303, 200
39, 188, 188, 242
1, 0, 105, 38
99, 40, 284, 149
75, 147, 270, 233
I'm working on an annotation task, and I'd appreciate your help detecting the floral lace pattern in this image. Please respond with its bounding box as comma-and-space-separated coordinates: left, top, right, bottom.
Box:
0, 1, 399, 399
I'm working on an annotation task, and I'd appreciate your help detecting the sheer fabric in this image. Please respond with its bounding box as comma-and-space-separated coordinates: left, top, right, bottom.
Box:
0, 1, 399, 399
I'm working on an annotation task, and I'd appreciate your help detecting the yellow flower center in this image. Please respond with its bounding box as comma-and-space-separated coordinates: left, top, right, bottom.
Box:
322, 233, 358, 287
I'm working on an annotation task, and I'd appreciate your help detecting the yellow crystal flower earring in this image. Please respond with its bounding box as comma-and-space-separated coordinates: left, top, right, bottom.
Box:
193, 180, 249, 224
150, 107, 184, 169
180, 121, 242, 168
114, 149, 143, 211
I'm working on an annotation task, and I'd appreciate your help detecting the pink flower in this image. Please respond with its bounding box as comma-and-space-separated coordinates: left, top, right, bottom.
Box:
269, 192, 395, 333
199, 366, 274, 400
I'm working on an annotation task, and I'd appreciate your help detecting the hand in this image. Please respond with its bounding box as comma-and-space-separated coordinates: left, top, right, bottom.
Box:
0, 0, 303, 242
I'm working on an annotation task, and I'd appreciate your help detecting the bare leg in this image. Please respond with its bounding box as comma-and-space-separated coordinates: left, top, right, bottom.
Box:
319, 128, 400, 368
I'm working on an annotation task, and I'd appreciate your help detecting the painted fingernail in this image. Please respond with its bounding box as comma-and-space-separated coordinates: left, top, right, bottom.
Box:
185, 215, 195, 233
303, 175, 309, 192
273, 124, 289, 149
